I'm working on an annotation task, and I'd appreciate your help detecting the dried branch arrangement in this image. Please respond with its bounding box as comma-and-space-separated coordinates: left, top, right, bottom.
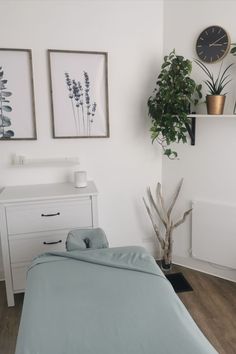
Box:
143, 179, 192, 269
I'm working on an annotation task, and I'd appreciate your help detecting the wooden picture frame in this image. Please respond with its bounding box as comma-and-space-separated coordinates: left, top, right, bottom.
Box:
0, 48, 37, 140
48, 50, 109, 138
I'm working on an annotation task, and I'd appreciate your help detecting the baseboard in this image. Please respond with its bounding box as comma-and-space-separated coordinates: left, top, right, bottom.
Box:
173, 255, 236, 283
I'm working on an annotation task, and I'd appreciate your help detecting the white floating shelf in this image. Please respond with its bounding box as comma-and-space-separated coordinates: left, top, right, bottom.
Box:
188, 114, 236, 118
12, 155, 79, 167
186, 114, 236, 146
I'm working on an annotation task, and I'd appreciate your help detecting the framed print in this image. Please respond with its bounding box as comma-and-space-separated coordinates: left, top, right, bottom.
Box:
48, 50, 109, 138
0, 49, 36, 140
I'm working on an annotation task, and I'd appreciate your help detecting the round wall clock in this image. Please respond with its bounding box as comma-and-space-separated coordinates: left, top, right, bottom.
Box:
196, 25, 231, 63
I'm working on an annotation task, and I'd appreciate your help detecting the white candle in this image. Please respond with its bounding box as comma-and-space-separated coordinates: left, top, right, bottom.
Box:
74, 171, 87, 188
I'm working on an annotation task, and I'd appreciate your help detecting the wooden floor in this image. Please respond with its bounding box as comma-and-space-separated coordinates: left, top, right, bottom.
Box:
0, 266, 235, 354
0, 282, 24, 354
173, 265, 236, 354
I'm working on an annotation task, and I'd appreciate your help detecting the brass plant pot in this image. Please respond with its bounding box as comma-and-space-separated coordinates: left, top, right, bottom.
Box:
206, 95, 226, 115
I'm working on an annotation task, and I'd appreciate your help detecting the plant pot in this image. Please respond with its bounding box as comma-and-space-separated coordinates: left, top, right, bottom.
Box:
206, 95, 226, 115
160, 259, 172, 273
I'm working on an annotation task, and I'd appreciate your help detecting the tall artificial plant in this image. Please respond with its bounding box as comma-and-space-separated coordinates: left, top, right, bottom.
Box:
148, 50, 202, 159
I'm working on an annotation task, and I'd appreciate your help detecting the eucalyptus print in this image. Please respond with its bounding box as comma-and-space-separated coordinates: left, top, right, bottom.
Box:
65, 71, 97, 136
0, 67, 14, 138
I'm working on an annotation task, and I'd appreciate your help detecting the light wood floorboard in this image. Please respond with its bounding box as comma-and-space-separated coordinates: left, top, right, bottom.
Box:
0, 266, 235, 354
173, 265, 236, 354
0, 282, 23, 354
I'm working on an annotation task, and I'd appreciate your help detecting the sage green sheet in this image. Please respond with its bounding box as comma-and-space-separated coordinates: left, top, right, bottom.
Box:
15, 246, 218, 354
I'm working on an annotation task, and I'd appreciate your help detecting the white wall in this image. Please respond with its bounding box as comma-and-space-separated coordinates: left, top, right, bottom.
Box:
0, 0, 164, 277
163, 0, 236, 281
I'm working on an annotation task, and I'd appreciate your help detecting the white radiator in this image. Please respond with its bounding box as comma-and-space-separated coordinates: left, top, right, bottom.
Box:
192, 200, 236, 269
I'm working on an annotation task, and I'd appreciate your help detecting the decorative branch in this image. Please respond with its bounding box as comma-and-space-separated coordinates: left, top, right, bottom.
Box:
173, 208, 192, 228
167, 178, 183, 218
147, 187, 167, 228
156, 182, 168, 223
143, 197, 165, 249
143, 179, 191, 268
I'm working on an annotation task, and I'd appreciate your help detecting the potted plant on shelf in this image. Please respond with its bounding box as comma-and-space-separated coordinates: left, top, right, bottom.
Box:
143, 179, 192, 272
194, 59, 233, 115
148, 50, 202, 159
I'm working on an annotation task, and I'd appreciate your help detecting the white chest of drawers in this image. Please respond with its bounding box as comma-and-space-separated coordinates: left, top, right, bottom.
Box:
0, 181, 98, 306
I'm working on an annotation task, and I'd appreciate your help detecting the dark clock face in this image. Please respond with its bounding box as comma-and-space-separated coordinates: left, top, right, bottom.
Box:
196, 26, 230, 63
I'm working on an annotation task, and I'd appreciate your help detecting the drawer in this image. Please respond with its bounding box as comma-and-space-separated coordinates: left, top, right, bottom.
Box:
12, 264, 28, 292
6, 198, 92, 235
9, 232, 67, 263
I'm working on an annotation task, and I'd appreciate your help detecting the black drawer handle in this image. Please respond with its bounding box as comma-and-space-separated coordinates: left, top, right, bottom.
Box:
43, 240, 62, 245
41, 212, 60, 217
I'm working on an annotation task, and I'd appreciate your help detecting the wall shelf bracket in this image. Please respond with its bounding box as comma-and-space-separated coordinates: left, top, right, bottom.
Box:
185, 116, 196, 145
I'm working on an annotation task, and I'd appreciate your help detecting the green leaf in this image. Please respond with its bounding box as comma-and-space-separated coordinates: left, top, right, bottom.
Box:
3, 130, 14, 138
162, 62, 171, 69
231, 47, 236, 54
164, 149, 178, 159
2, 105, 12, 112
1, 91, 12, 97
0, 116, 11, 127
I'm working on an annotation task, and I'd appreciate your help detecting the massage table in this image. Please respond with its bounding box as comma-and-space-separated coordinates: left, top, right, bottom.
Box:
15, 229, 218, 354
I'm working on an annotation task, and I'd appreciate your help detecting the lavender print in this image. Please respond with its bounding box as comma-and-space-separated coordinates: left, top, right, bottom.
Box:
0, 67, 14, 139
65, 71, 97, 136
